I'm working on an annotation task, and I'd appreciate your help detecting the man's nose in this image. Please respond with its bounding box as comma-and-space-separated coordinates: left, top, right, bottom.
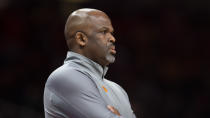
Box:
109, 35, 116, 43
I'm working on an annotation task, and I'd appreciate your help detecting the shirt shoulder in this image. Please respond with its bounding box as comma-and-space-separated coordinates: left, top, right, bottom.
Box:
45, 64, 97, 94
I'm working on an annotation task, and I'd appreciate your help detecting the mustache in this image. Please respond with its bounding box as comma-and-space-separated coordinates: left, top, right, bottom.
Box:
108, 43, 115, 50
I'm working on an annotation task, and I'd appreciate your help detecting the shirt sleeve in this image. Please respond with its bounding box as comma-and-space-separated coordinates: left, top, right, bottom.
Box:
104, 80, 137, 118
44, 67, 125, 118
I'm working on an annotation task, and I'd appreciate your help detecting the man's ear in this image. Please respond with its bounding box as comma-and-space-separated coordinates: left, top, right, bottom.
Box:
75, 32, 88, 47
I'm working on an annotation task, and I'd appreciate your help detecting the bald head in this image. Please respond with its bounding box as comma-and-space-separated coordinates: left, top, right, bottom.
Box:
64, 8, 109, 41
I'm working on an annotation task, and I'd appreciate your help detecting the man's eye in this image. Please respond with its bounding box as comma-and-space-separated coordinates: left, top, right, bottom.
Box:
102, 30, 107, 34
111, 32, 114, 36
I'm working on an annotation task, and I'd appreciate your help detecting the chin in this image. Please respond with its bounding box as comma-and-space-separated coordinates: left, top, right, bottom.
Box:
106, 54, 115, 64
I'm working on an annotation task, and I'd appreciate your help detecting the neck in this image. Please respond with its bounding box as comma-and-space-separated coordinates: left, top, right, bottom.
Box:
71, 49, 109, 67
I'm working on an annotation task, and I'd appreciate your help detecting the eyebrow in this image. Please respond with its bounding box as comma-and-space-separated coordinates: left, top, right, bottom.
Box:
100, 27, 114, 33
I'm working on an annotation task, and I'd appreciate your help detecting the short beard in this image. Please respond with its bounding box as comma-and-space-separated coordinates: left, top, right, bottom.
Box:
106, 53, 115, 64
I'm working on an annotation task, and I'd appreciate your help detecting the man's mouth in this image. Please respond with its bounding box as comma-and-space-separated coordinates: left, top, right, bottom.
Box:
109, 46, 116, 55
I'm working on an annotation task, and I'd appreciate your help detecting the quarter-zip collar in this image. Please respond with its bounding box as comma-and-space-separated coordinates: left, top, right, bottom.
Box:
64, 51, 108, 79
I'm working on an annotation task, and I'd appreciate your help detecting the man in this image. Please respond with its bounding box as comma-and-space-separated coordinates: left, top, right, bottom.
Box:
44, 8, 136, 118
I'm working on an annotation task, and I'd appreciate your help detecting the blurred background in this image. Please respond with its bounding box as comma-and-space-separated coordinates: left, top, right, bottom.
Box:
1, 0, 210, 118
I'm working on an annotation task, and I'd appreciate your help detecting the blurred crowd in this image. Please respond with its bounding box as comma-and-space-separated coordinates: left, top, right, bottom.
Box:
0, 0, 210, 118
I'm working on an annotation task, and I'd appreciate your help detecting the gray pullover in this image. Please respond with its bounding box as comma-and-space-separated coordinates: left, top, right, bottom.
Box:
44, 51, 136, 118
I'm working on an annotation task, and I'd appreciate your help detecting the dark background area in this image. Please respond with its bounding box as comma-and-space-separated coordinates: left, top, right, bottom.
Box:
1, 0, 210, 118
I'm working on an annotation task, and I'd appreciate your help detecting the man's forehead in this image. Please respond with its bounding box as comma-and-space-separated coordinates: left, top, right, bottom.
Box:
89, 15, 113, 28
87, 11, 109, 18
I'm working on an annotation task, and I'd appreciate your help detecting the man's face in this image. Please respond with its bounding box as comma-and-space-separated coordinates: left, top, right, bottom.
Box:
86, 15, 116, 67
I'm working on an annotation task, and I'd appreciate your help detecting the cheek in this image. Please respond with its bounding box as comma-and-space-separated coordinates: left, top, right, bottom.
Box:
95, 41, 107, 53
91, 34, 109, 53
101, 40, 109, 52
96, 36, 108, 49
